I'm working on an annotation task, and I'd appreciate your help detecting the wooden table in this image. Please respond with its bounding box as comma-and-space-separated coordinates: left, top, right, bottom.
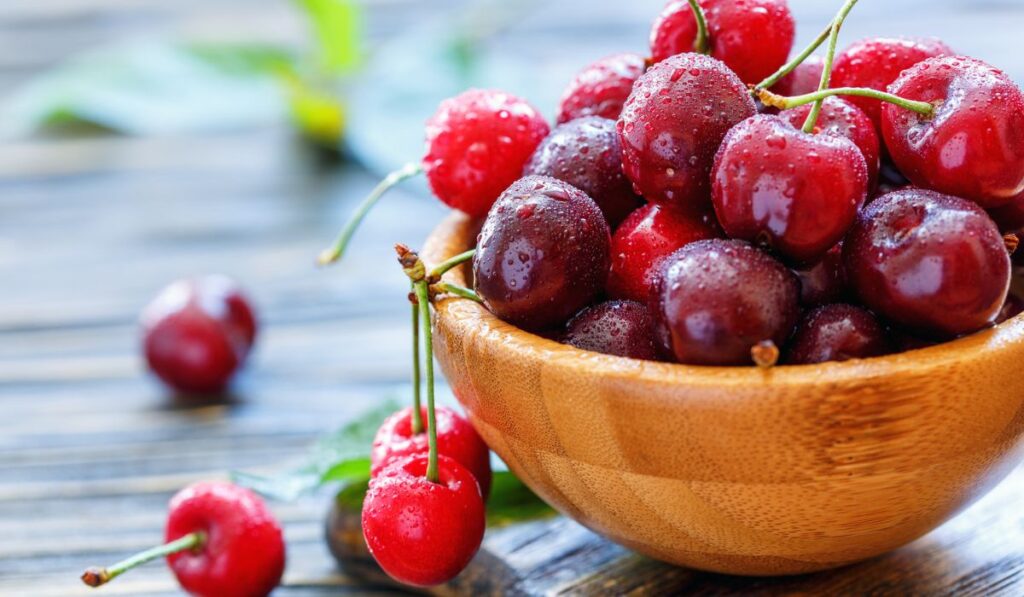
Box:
2, 0, 1024, 595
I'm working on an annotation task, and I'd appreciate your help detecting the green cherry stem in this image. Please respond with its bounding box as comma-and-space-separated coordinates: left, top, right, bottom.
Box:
754, 22, 832, 92
317, 162, 424, 266
82, 532, 205, 588
410, 284, 423, 435
758, 86, 934, 116
413, 280, 440, 484
802, 0, 859, 133
427, 249, 476, 281
687, 0, 710, 54
433, 282, 483, 303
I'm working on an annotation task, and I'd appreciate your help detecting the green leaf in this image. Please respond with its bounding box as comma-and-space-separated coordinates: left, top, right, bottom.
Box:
297, 0, 363, 74
485, 471, 556, 527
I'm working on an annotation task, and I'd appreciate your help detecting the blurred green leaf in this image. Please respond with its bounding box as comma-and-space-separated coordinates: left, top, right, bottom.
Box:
298, 0, 363, 74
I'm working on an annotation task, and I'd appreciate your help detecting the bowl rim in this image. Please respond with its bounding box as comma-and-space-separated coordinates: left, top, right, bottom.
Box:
423, 212, 1024, 387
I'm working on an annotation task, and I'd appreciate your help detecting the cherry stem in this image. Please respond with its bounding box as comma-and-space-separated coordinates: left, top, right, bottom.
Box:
754, 22, 832, 92
751, 340, 780, 368
413, 280, 440, 484
687, 0, 710, 54
81, 532, 205, 588
317, 162, 424, 266
410, 284, 423, 435
432, 282, 483, 303
803, 0, 859, 133
758, 87, 934, 117
427, 249, 476, 282
1005, 233, 1019, 255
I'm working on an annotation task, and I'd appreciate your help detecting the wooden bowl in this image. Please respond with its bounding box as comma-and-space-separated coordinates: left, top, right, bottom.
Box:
422, 213, 1024, 576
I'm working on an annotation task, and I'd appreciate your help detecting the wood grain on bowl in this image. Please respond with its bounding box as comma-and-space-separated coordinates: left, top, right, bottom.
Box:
423, 212, 1024, 576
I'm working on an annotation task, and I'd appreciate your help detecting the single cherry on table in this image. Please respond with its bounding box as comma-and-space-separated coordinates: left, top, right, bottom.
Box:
556, 53, 646, 125
563, 300, 660, 361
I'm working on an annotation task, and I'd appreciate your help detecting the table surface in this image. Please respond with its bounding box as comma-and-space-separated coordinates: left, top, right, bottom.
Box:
3, 0, 1024, 595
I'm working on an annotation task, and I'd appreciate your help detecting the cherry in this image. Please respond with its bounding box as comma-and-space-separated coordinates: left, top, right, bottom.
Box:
649, 0, 795, 86
650, 239, 800, 365
989, 191, 1024, 233
787, 304, 891, 365
882, 56, 1024, 209
618, 52, 755, 208
82, 481, 285, 597
473, 176, 611, 331
793, 243, 848, 307
524, 116, 643, 227
607, 202, 721, 303
371, 406, 492, 497
556, 53, 646, 125
844, 188, 1011, 338
711, 114, 868, 264
362, 454, 485, 587
780, 96, 880, 189
830, 36, 953, 132
141, 276, 257, 395
562, 300, 660, 360
773, 55, 825, 97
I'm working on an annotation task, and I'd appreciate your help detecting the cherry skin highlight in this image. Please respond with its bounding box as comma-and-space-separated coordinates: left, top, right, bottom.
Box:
424, 89, 550, 218
773, 55, 825, 97
141, 275, 257, 394
650, 239, 800, 365
649, 0, 795, 86
830, 36, 953, 131
618, 52, 755, 208
165, 482, 285, 597
844, 188, 1011, 338
607, 203, 721, 303
711, 114, 868, 264
473, 176, 611, 331
882, 56, 1024, 209
781, 97, 881, 190
370, 406, 492, 497
524, 116, 643, 228
787, 304, 891, 365
562, 300, 660, 360
793, 243, 848, 307
362, 455, 485, 587
557, 53, 646, 125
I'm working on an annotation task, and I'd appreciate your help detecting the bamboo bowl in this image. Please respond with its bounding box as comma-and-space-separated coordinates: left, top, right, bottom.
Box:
422, 213, 1024, 576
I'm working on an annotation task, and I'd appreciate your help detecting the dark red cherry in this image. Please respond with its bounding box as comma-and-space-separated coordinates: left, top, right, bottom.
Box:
619, 53, 755, 208
607, 203, 721, 302
793, 243, 848, 307
830, 36, 953, 131
711, 114, 868, 264
787, 304, 891, 365
524, 116, 643, 228
882, 56, 1024, 209
844, 188, 1011, 338
474, 176, 611, 331
557, 53, 646, 125
650, 239, 800, 365
781, 96, 880, 190
649, 0, 795, 86
989, 191, 1024, 233
563, 300, 660, 360
773, 55, 825, 97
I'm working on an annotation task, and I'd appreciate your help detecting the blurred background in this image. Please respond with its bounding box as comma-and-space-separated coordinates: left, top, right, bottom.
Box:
2, 0, 1024, 594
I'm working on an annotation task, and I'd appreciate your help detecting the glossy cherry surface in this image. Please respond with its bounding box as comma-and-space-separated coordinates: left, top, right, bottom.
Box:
773, 55, 825, 97
557, 53, 646, 125
882, 56, 1024, 209
650, 239, 800, 365
141, 275, 257, 394
649, 0, 795, 85
793, 243, 848, 307
524, 116, 643, 227
562, 300, 660, 360
362, 455, 485, 587
619, 53, 755, 208
781, 96, 880, 189
370, 406, 492, 497
844, 188, 1011, 337
787, 304, 891, 365
165, 482, 285, 597
830, 36, 953, 131
473, 176, 610, 331
711, 114, 868, 263
607, 203, 721, 303
424, 89, 550, 218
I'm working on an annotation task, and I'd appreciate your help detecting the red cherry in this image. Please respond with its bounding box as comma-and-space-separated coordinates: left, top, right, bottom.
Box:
141, 276, 257, 394
793, 243, 848, 307
362, 455, 485, 587
711, 114, 868, 263
563, 300, 660, 360
619, 53, 755, 208
844, 188, 1011, 337
787, 304, 891, 365
989, 191, 1024, 233
781, 96, 880, 190
649, 0, 795, 85
830, 36, 953, 132
607, 203, 721, 303
524, 116, 643, 228
883, 56, 1024, 208
424, 89, 550, 217
556, 53, 646, 125
370, 406, 492, 497
773, 55, 825, 97
165, 482, 286, 597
